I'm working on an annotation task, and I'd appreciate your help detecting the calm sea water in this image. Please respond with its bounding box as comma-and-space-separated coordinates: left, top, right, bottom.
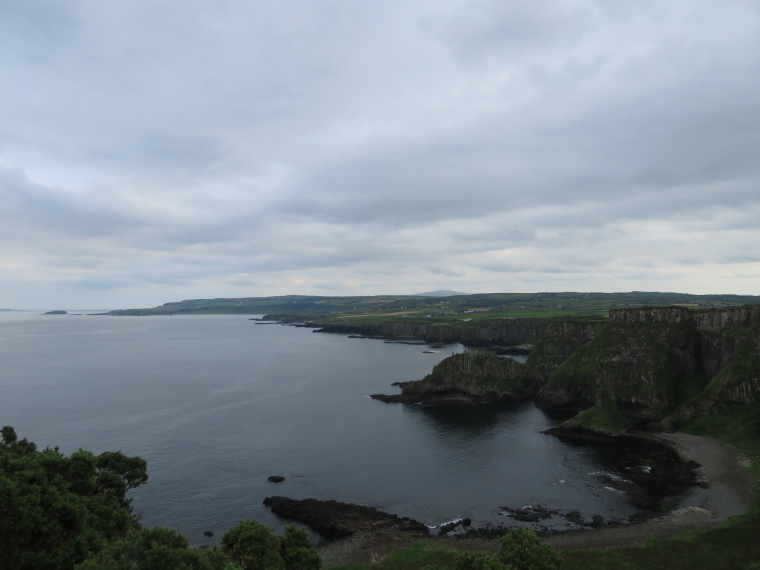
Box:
1, 312, 643, 545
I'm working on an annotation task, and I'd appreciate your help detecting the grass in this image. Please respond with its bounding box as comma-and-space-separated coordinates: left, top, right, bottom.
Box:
326, 402, 760, 569
573, 405, 630, 434
329, 540, 459, 570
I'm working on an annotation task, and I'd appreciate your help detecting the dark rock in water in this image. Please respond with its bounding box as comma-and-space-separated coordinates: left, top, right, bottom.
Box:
500, 505, 557, 523
268, 475, 285, 483
203, 531, 214, 537
262, 496, 429, 540
590, 515, 605, 527
436, 518, 476, 535
429, 344, 445, 349
435, 517, 472, 535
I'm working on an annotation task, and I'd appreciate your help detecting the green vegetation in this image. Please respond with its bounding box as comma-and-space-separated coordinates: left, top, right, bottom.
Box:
0, 426, 147, 569
107, 291, 760, 324
572, 404, 630, 434
0, 426, 321, 570
330, 528, 561, 570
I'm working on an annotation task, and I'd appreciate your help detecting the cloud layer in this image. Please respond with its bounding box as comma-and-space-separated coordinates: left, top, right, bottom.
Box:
2, 0, 760, 308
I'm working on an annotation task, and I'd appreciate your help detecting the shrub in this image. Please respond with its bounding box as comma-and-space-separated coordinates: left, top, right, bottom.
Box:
498, 528, 562, 570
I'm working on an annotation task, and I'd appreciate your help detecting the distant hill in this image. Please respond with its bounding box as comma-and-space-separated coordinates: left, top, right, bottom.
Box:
414, 290, 469, 297
108, 291, 760, 321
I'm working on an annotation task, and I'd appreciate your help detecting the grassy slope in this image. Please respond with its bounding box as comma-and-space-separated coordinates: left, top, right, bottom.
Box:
328, 402, 760, 569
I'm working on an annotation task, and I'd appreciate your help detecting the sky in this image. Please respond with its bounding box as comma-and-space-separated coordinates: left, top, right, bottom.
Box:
2, 0, 760, 309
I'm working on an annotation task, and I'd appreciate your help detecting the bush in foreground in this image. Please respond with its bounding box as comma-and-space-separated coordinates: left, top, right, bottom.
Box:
1, 426, 321, 570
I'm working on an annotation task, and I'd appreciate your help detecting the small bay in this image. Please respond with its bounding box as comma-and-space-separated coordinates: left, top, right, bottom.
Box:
1, 313, 656, 545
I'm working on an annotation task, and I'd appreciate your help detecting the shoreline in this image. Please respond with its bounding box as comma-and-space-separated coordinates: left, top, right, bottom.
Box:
542, 432, 756, 550
318, 433, 757, 566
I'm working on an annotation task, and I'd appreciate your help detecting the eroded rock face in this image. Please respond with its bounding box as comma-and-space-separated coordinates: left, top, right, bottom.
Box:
371, 349, 544, 406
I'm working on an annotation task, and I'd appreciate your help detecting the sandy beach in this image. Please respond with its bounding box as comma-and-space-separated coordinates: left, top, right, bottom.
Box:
319, 433, 757, 566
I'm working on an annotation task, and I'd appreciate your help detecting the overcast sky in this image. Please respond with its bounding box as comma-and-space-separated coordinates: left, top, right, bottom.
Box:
2, 0, 760, 309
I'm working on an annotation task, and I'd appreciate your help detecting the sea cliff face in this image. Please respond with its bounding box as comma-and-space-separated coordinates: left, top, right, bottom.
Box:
526, 319, 604, 377
537, 306, 760, 431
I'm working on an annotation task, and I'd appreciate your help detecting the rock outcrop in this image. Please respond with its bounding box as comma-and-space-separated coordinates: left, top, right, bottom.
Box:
371, 349, 544, 406
262, 496, 429, 540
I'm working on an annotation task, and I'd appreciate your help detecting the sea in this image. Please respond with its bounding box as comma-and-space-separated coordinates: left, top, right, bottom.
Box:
0, 312, 665, 545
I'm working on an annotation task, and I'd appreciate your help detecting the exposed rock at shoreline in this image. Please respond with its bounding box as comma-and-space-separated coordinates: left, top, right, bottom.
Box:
262, 496, 429, 540
370, 349, 544, 406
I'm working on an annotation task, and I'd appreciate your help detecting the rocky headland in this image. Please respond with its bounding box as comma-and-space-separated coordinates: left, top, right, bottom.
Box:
366, 305, 760, 439
370, 349, 543, 406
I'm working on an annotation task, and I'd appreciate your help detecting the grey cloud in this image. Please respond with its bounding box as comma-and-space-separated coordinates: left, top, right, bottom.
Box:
2, 0, 760, 307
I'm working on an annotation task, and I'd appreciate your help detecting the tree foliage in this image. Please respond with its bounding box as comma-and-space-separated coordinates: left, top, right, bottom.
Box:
1, 427, 323, 569
498, 528, 562, 570
426, 529, 561, 570
75, 526, 240, 570
0, 426, 148, 569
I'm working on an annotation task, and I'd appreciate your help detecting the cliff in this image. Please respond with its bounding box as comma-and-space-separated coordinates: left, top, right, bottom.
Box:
526, 319, 604, 377
536, 305, 760, 431
369, 305, 760, 434
278, 318, 549, 348
371, 349, 544, 406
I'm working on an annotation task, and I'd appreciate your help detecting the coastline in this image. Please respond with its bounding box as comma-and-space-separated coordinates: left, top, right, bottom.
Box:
543, 432, 756, 550
318, 433, 757, 566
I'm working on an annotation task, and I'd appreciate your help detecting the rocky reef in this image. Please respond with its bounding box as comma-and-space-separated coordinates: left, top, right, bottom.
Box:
371, 349, 544, 406
262, 496, 429, 540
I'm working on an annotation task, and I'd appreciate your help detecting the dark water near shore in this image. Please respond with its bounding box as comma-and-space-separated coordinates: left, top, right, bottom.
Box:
0, 313, 668, 545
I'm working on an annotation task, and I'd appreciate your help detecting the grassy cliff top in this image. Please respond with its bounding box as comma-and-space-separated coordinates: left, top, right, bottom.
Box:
107, 291, 760, 324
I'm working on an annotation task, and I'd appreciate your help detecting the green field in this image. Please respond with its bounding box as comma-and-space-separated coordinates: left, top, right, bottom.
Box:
108, 291, 760, 325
